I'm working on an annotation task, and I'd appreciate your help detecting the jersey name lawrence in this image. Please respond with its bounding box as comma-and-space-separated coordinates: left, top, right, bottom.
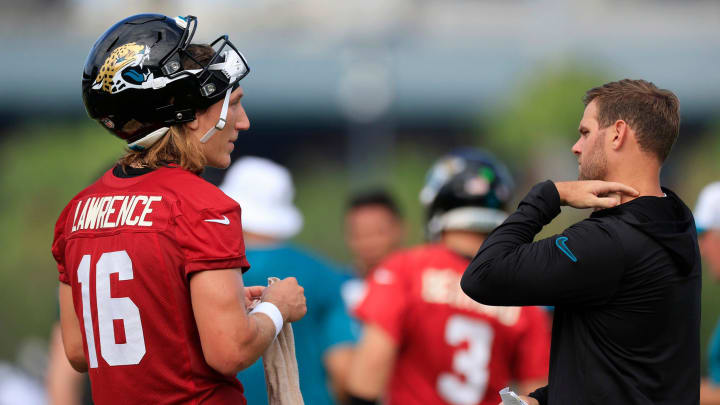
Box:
69, 194, 168, 233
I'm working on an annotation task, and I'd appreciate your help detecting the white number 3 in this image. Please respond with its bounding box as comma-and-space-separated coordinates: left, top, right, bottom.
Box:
77, 251, 146, 368
437, 315, 494, 405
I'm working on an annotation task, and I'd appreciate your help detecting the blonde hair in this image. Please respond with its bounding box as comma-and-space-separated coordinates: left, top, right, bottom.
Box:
117, 44, 216, 174
117, 126, 206, 174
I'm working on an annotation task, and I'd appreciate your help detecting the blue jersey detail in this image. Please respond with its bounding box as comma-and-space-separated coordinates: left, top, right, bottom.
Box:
555, 236, 577, 262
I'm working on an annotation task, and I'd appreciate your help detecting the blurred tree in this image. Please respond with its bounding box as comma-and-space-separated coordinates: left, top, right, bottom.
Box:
479, 63, 607, 168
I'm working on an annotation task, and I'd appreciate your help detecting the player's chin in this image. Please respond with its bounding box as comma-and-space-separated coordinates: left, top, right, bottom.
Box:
207, 154, 232, 170
218, 157, 232, 169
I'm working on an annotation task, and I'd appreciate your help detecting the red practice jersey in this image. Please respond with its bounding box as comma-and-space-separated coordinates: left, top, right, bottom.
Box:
52, 166, 250, 405
355, 244, 550, 405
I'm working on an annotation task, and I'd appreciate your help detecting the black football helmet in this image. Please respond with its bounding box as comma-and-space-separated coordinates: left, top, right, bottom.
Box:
82, 14, 250, 150
419, 148, 515, 239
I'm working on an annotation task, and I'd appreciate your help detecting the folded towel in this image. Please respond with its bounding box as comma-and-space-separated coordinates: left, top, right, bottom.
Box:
252, 277, 305, 405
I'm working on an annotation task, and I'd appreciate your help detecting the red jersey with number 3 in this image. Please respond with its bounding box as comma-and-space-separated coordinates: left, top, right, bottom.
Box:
354, 244, 550, 405
52, 166, 250, 405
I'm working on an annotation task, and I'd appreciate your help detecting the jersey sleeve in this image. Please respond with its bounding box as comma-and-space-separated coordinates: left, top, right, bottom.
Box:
511, 307, 551, 382
174, 194, 249, 277
52, 201, 74, 284
353, 252, 410, 343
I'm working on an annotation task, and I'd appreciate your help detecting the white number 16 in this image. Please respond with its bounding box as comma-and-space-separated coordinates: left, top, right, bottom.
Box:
77, 250, 146, 368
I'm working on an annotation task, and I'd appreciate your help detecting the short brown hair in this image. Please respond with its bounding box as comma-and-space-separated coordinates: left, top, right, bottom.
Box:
583, 79, 680, 162
118, 44, 215, 174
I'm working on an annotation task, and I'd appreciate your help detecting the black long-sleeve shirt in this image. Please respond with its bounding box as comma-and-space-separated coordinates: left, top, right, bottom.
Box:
461, 180, 700, 405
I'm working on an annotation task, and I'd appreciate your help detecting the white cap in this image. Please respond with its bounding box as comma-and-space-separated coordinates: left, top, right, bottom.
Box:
694, 182, 720, 233
220, 156, 303, 239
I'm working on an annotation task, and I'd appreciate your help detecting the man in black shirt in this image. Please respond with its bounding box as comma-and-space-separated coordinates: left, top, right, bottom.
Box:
461, 79, 700, 405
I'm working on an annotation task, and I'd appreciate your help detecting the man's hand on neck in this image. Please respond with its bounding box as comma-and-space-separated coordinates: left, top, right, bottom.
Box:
554, 181, 639, 210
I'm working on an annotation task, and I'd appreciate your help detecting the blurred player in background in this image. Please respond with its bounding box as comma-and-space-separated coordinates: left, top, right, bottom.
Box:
346, 149, 551, 405
220, 156, 356, 405
342, 189, 406, 311
52, 14, 306, 404
345, 189, 406, 278
696, 183, 720, 405
463, 79, 699, 405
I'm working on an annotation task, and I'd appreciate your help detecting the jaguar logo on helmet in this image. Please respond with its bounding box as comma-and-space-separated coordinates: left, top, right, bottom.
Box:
92, 42, 150, 94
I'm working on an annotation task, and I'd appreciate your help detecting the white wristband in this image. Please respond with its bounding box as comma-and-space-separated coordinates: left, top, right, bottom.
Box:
250, 302, 284, 339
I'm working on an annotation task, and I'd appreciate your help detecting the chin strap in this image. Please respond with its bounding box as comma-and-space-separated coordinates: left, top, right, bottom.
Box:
199, 88, 232, 143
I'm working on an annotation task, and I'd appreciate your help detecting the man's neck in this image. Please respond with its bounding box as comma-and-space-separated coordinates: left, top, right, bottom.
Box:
604, 167, 664, 204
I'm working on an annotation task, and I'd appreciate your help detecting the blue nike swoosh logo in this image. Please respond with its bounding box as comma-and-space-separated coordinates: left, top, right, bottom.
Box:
555, 236, 577, 262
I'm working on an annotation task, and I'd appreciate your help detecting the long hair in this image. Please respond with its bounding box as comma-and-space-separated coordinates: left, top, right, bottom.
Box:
118, 126, 207, 173
117, 44, 215, 174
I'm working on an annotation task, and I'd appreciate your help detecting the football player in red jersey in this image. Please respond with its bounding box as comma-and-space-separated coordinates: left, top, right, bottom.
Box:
52, 14, 306, 404
346, 149, 551, 405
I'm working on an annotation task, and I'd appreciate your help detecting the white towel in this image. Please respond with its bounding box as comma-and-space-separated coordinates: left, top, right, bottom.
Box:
499, 387, 528, 405
250, 277, 304, 405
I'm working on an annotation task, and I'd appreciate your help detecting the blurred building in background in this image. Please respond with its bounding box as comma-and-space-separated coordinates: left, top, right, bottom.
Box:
2, 0, 719, 143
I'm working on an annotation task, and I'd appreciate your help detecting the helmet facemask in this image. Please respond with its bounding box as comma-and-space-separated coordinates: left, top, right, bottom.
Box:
193, 38, 249, 144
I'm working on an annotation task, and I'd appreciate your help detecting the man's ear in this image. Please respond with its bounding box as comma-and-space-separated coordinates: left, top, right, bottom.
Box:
610, 120, 628, 151
185, 117, 200, 131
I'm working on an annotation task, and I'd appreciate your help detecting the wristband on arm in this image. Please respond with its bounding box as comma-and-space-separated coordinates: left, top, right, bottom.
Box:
250, 302, 284, 339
